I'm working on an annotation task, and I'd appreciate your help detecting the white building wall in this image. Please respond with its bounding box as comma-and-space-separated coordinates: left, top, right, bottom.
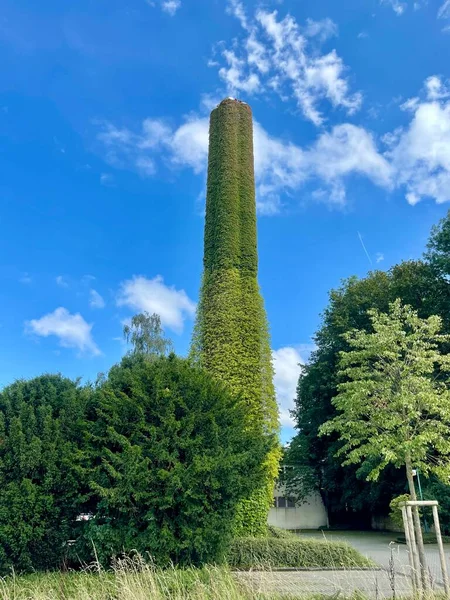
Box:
268, 485, 328, 530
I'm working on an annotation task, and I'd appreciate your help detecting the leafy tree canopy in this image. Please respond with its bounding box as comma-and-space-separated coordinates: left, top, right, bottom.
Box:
285, 211, 450, 522
320, 300, 450, 484
426, 209, 450, 278
123, 312, 173, 358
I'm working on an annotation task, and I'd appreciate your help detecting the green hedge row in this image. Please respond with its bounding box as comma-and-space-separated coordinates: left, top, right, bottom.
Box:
227, 537, 374, 569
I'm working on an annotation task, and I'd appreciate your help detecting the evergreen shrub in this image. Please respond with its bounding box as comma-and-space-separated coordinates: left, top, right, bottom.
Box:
78, 354, 270, 566
0, 375, 89, 573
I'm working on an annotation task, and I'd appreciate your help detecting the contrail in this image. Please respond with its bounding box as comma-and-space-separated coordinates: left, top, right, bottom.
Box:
357, 231, 373, 267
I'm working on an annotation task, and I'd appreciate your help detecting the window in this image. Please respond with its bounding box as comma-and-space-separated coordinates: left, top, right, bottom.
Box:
273, 496, 296, 509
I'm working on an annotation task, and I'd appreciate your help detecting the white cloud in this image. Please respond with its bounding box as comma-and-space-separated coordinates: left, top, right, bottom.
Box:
213, 4, 361, 126
117, 275, 196, 334
96, 73, 450, 209
19, 273, 32, 284
388, 76, 450, 204
25, 307, 100, 356
309, 124, 393, 189
400, 97, 420, 112
425, 75, 450, 100
146, 0, 181, 16
219, 50, 261, 94
56, 275, 69, 288
97, 110, 394, 211
304, 18, 338, 42
227, 0, 249, 30
272, 347, 304, 427
376, 252, 385, 263
90, 289, 105, 309
161, 0, 181, 16
170, 117, 209, 172
97, 116, 209, 176
381, 0, 407, 15
379, 0, 432, 14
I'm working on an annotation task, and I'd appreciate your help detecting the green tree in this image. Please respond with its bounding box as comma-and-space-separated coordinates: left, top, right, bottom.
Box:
320, 300, 450, 578
426, 209, 450, 278
0, 375, 89, 573
191, 98, 279, 535
319, 299, 450, 485
286, 270, 409, 522
123, 312, 172, 357
79, 354, 270, 566
285, 246, 450, 523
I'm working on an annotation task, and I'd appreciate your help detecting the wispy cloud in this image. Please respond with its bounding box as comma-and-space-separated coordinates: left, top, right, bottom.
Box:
438, 0, 450, 19
117, 275, 196, 334
96, 112, 392, 213
213, 3, 361, 126
96, 73, 450, 211
380, 0, 407, 15
161, 0, 181, 15
100, 173, 114, 186
56, 275, 69, 288
146, 0, 181, 16
25, 307, 100, 356
380, 0, 426, 14
89, 289, 105, 309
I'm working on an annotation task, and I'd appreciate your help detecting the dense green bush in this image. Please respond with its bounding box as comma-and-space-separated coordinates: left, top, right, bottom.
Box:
77, 354, 270, 566
0, 375, 89, 573
227, 537, 374, 569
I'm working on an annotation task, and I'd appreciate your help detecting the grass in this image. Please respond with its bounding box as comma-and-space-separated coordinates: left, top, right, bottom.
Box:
227, 537, 375, 570
0, 537, 375, 599
0, 560, 270, 600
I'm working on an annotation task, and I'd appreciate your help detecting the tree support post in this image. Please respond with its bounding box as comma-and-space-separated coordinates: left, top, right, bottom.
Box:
403, 500, 449, 597
432, 503, 450, 597
402, 505, 421, 594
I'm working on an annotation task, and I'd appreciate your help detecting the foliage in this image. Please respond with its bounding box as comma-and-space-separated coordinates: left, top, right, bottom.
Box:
423, 477, 450, 535
389, 494, 411, 529
227, 537, 374, 569
319, 300, 450, 485
78, 354, 270, 567
123, 312, 173, 357
426, 209, 450, 278
191, 98, 280, 536
285, 212, 450, 522
0, 375, 89, 574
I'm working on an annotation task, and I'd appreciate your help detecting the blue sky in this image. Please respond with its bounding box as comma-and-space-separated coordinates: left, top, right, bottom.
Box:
1, 0, 450, 441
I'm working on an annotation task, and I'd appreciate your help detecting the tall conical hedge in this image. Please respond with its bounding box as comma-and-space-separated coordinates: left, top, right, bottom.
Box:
191, 98, 280, 535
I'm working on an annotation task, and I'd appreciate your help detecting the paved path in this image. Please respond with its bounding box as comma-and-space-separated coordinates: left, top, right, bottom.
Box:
236, 531, 450, 598
300, 530, 450, 585
236, 569, 412, 598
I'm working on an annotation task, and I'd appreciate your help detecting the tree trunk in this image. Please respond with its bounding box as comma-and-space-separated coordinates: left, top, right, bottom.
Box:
405, 457, 429, 590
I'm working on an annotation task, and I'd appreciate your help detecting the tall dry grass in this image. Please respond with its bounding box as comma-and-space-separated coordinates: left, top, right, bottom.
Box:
0, 555, 258, 600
